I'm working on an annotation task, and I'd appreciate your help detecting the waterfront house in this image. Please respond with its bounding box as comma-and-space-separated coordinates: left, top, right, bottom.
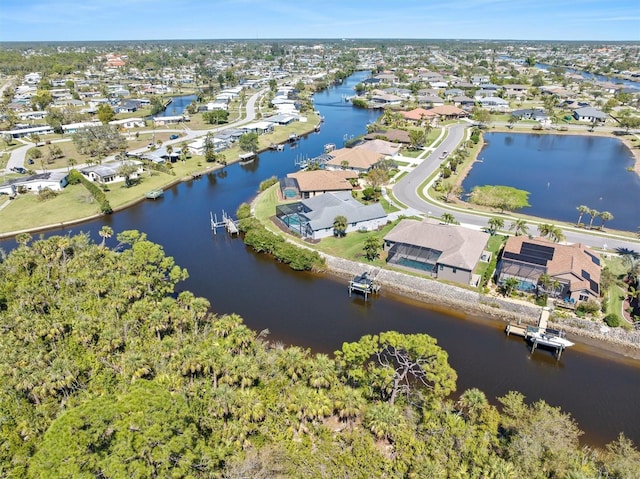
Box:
80, 160, 143, 185
153, 115, 189, 127
496, 236, 601, 303
283, 169, 358, 199
275, 191, 388, 240
324, 147, 385, 173
354, 139, 400, 157
573, 107, 608, 124
0, 171, 68, 195
370, 92, 403, 107
364, 129, 411, 144
383, 218, 490, 286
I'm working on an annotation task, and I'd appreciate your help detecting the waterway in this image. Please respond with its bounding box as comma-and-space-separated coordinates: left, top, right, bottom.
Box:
153, 93, 197, 117
2, 71, 639, 447
536, 62, 640, 91
461, 132, 640, 231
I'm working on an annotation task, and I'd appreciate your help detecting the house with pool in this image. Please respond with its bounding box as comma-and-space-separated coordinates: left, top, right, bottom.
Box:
496, 236, 601, 303
275, 191, 387, 240
383, 218, 490, 286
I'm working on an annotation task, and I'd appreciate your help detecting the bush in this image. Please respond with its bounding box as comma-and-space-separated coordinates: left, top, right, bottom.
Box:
259, 176, 278, 192
604, 313, 622, 327
236, 202, 252, 220
37, 187, 58, 201
576, 299, 600, 314
67, 169, 83, 185
70, 169, 112, 214
240, 215, 324, 271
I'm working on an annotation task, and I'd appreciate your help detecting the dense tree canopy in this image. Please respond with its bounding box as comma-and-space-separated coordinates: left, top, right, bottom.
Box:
0, 232, 637, 478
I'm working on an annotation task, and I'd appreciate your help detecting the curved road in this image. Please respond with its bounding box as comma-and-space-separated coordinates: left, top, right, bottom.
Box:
392, 123, 640, 253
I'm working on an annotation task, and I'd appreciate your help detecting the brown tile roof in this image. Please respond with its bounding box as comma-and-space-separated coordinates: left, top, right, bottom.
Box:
429, 105, 466, 116
287, 170, 356, 193
503, 236, 601, 294
325, 147, 384, 170
400, 108, 439, 121
365, 129, 411, 144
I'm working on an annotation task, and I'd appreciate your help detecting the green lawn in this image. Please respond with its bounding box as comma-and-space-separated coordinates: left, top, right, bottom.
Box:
602, 255, 630, 319
0, 185, 103, 233
473, 234, 506, 281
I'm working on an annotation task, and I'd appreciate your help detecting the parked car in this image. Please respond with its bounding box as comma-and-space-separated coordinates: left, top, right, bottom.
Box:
11, 167, 27, 174
169, 134, 179, 140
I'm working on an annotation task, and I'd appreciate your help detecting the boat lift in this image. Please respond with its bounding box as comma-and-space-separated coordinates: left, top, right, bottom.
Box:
210, 210, 238, 235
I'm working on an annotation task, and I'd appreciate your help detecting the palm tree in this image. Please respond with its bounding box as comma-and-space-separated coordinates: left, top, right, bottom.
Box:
576, 205, 589, 226
508, 219, 529, 237
587, 208, 599, 229
333, 215, 348, 237
487, 217, 504, 235
98, 225, 113, 247
537, 223, 552, 238
599, 211, 613, 230
502, 277, 520, 296
440, 212, 456, 224
537, 224, 565, 243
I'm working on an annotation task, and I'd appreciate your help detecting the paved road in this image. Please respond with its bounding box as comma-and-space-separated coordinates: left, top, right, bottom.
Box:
392, 123, 640, 253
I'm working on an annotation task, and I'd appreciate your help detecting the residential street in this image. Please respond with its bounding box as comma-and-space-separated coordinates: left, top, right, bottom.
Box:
392, 123, 640, 253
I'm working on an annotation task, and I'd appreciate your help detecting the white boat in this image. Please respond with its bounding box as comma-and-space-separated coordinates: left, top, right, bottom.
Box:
527, 327, 575, 349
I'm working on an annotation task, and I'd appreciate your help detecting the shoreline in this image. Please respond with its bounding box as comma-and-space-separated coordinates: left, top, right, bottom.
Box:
0, 117, 322, 239
318, 253, 640, 362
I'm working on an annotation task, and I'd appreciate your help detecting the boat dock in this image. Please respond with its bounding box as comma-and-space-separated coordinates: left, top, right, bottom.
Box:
348, 271, 381, 301
505, 307, 573, 359
210, 211, 238, 235
144, 189, 164, 199
238, 151, 256, 163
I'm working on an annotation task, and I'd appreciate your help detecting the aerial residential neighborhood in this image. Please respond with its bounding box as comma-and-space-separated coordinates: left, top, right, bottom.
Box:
1, 1, 640, 473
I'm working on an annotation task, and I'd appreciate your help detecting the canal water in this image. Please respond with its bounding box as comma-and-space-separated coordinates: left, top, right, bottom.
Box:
461, 132, 640, 231
2, 72, 639, 447
153, 93, 197, 117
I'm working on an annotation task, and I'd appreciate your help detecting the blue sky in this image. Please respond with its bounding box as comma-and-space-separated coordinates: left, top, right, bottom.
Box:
0, 0, 638, 42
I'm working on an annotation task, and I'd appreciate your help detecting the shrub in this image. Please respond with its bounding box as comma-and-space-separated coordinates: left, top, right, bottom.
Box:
576, 299, 600, 314
259, 176, 278, 192
240, 214, 324, 271
604, 313, 621, 327
37, 187, 58, 201
69, 169, 112, 214
236, 202, 252, 220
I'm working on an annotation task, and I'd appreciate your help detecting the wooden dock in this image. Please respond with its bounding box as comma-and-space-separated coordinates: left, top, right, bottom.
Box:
505, 323, 528, 337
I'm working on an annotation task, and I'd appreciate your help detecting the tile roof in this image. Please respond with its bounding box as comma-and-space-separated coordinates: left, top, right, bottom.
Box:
325, 147, 384, 170
287, 170, 356, 193
384, 219, 489, 270
503, 236, 601, 295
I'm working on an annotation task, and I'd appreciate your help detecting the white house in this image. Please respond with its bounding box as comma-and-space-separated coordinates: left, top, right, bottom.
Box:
80, 160, 143, 185
0, 171, 69, 195
109, 117, 146, 129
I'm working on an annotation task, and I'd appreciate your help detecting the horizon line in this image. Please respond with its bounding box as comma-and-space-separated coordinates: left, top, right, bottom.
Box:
2, 38, 639, 44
